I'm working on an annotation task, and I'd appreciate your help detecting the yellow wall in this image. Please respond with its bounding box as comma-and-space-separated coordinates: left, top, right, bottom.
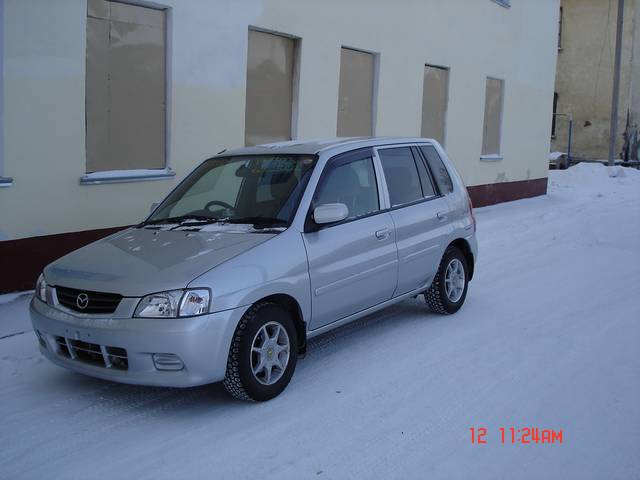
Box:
0, 0, 560, 241
552, 0, 637, 160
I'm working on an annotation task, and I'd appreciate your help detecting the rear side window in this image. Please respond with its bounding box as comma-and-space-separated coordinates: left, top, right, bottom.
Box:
316, 157, 379, 220
419, 145, 454, 194
378, 147, 423, 207
412, 147, 437, 197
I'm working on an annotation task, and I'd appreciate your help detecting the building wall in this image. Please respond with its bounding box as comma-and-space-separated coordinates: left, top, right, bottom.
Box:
552, 0, 637, 160
0, 0, 559, 291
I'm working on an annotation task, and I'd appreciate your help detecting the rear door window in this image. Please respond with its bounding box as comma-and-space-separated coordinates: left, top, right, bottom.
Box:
377, 147, 424, 207
419, 145, 454, 194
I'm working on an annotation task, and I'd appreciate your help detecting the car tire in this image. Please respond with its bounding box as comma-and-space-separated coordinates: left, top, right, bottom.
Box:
424, 245, 469, 315
223, 302, 298, 402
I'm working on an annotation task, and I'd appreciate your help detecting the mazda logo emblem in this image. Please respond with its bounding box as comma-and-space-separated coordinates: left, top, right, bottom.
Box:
76, 293, 89, 310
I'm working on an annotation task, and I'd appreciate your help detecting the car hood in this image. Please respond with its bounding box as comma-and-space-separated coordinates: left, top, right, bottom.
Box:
44, 227, 277, 296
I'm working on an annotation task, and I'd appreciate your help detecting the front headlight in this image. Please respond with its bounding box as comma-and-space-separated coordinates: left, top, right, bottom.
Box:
36, 273, 47, 303
134, 289, 210, 318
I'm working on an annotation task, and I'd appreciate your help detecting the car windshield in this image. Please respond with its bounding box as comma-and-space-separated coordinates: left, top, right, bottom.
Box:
144, 155, 316, 229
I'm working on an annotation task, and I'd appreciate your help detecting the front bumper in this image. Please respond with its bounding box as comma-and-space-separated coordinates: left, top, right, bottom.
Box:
29, 298, 249, 387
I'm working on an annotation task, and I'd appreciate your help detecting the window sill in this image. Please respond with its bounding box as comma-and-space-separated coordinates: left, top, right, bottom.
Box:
0, 176, 13, 187
480, 154, 503, 162
80, 168, 175, 185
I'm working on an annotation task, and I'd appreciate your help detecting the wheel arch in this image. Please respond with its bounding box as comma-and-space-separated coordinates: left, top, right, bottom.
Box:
256, 293, 307, 356
449, 238, 475, 281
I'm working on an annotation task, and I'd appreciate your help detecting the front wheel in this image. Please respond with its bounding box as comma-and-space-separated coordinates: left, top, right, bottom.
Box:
223, 302, 298, 401
424, 246, 469, 314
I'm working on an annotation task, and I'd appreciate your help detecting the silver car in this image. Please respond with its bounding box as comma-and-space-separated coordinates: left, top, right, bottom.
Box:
30, 138, 478, 401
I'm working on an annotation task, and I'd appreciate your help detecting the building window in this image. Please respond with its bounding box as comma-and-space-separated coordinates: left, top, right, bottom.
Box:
481, 77, 505, 158
552, 92, 559, 138
245, 29, 297, 147
86, 0, 167, 174
337, 47, 376, 137
558, 7, 563, 49
421, 65, 449, 146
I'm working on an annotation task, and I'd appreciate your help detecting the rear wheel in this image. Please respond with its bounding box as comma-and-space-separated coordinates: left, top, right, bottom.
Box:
424, 246, 469, 314
223, 302, 298, 401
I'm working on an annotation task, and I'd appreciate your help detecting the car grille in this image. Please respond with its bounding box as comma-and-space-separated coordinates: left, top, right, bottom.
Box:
54, 336, 128, 370
55, 286, 122, 314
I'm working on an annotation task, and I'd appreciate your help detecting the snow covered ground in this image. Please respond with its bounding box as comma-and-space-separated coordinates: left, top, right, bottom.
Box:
1, 163, 639, 479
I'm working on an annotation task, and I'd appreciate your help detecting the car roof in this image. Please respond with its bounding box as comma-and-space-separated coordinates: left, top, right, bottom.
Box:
217, 137, 435, 157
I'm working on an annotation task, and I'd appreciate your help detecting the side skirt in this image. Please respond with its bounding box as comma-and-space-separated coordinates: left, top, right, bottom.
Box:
306, 279, 432, 340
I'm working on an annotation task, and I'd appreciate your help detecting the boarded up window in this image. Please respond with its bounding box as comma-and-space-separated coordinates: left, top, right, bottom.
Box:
337, 48, 374, 137
86, 0, 166, 172
245, 30, 295, 147
421, 65, 449, 145
482, 78, 504, 156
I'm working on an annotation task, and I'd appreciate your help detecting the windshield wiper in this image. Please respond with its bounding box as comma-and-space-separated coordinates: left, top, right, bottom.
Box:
226, 216, 288, 229
138, 214, 220, 228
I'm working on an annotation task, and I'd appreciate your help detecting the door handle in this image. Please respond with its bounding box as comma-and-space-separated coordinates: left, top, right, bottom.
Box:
375, 228, 391, 240
436, 211, 448, 221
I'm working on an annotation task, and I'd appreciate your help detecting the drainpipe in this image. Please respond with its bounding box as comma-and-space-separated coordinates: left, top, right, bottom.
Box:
609, 0, 625, 166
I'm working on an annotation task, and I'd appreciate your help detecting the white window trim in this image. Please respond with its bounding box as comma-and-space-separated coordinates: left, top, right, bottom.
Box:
480, 154, 504, 162
83, 0, 173, 184
481, 76, 506, 159
80, 167, 175, 185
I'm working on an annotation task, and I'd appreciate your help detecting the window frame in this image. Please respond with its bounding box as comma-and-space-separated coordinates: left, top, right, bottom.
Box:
551, 92, 559, 139
376, 145, 435, 208
304, 142, 450, 233
81, 0, 173, 185
421, 64, 450, 147
245, 27, 301, 147
373, 143, 444, 212
411, 146, 438, 197
558, 6, 563, 50
304, 147, 383, 232
336, 46, 380, 137
416, 143, 455, 196
480, 76, 505, 161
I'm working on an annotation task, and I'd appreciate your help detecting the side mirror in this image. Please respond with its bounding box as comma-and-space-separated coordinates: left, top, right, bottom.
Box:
313, 203, 349, 225
150, 202, 159, 214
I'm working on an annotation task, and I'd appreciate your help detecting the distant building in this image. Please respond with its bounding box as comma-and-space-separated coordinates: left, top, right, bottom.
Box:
552, 0, 640, 161
0, 0, 559, 292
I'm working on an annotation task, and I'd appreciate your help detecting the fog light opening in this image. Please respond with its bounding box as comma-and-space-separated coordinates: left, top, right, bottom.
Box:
153, 353, 184, 371
34, 330, 47, 349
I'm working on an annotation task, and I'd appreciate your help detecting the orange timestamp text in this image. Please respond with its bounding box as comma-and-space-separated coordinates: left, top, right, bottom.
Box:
469, 427, 563, 445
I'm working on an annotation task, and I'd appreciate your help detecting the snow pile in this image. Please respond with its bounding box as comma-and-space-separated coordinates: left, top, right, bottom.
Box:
549, 162, 640, 197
